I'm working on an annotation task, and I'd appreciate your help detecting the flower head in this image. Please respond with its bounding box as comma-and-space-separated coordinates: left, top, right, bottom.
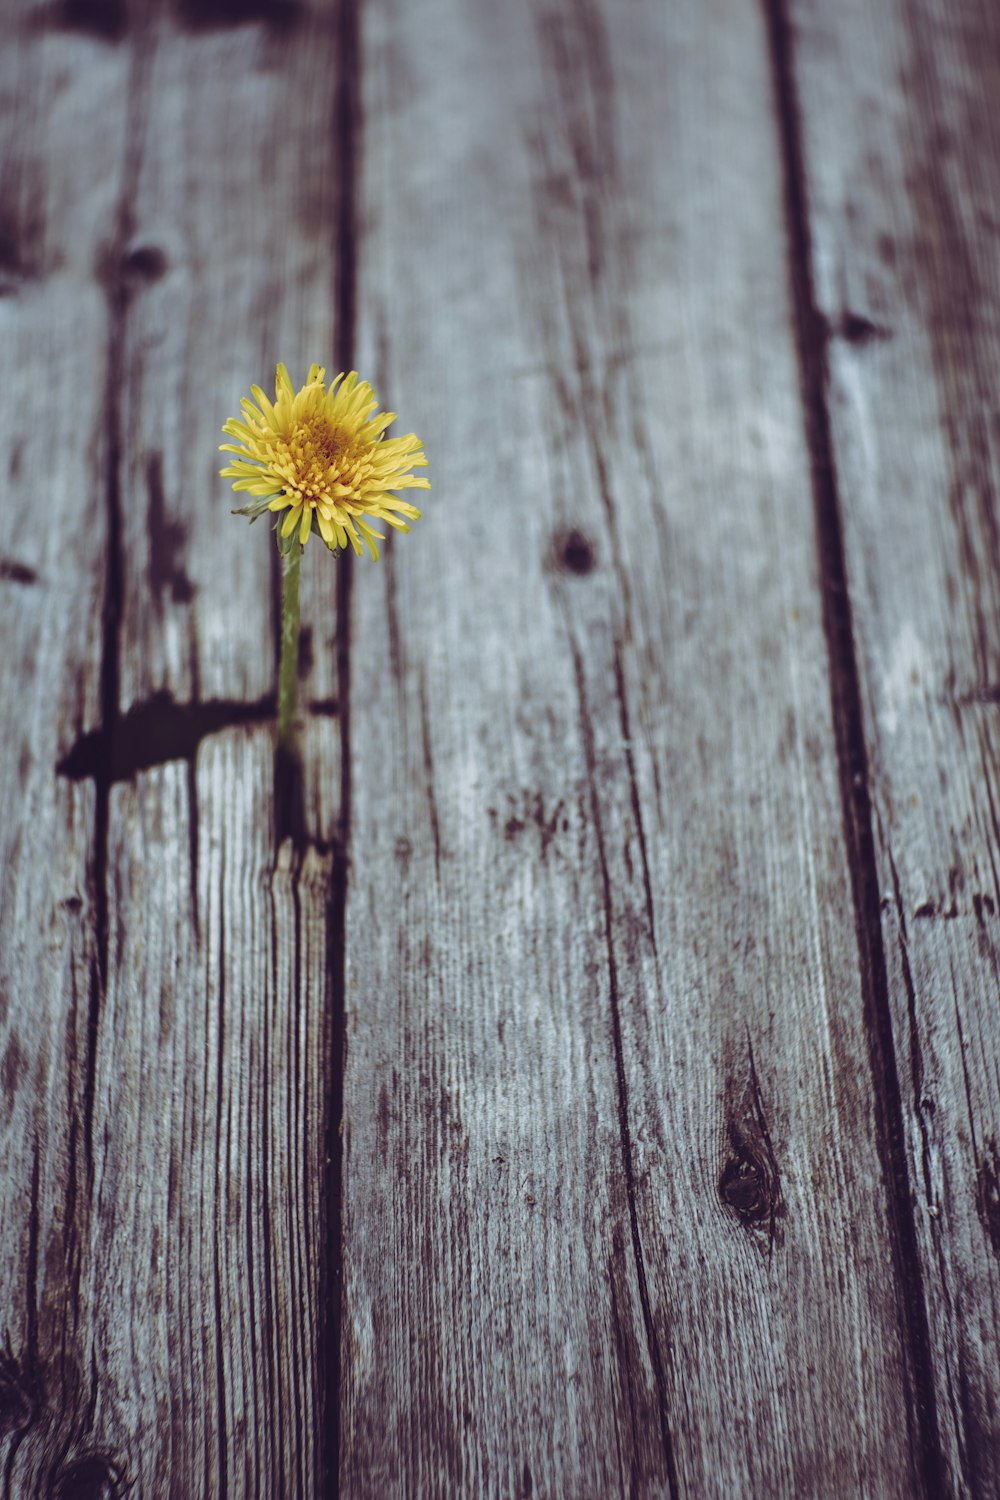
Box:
220, 363, 429, 559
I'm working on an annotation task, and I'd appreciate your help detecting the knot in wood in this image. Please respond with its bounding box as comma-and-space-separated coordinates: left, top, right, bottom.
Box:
119, 244, 168, 285
836, 310, 889, 345
0, 1348, 37, 1434
552, 527, 596, 576
50, 1453, 127, 1500
718, 1147, 774, 1226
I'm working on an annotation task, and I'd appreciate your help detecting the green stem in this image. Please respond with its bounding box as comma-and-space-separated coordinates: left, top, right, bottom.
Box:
278, 541, 302, 749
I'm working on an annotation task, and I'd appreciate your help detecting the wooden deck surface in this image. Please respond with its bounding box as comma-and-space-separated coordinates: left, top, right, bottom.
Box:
2, 0, 999, 1494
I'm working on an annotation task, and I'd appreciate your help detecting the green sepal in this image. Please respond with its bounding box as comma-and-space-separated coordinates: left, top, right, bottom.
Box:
231, 493, 279, 523
275, 521, 301, 557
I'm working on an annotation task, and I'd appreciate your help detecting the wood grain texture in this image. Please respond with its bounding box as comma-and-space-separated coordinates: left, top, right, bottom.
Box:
5, 0, 998, 1493
1, 4, 344, 1494
789, 0, 1000, 1492
340, 0, 924, 1493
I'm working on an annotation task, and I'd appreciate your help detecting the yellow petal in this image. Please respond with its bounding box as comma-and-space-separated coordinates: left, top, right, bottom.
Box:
388, 475, 431, 490
357, 519, 384, 561
362, 413, 396, 440
250, 385, 280, 431
342, 516, 364, 556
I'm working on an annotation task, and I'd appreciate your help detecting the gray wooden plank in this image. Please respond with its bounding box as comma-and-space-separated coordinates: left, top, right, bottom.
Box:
340, 0, 923, 1493
90, 731, 330, 1493
0, 20, 130, 1494
90, 5, 344, 1493
2, 4, 344, 1493
789, 0, 1000, 1492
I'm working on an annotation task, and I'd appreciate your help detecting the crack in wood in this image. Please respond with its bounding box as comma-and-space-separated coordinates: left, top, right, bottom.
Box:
949, 682, 1000, 707
274, 739, 307, 851
309, 696, 339, 717
611, 640, 657, 956
418, 668, 442, 882
212, 848, 231, 1500
568, 637, 680, 1500
54, 0, 126, 43
0, 559, 37, 587
173, 0, 303, 31
323, 0, 360, 1492
146, 451, 195, 607
886, 846, 937, 1217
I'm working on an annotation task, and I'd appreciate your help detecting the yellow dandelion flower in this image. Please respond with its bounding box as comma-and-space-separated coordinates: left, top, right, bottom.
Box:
220, 362, 429, 560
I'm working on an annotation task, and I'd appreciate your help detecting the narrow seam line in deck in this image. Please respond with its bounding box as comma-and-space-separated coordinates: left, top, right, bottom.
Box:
88, 29, 156, 1194
323, 0, 360, 1494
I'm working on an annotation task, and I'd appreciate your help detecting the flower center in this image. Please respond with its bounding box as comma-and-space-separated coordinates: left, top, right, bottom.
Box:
299, 417, 341, 469
275, 417, 355, 507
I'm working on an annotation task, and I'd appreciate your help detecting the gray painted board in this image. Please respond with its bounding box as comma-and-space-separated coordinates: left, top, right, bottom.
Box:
0, 6, 342, 1494
791, 0, 1000, 1491
340, 0, 925, 1493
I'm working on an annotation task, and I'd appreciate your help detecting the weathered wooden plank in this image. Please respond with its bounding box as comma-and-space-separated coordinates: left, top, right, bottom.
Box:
85, 5, 345, 1493
88, 730, 330, 1493
0, 19, 130, 1493
2, 3, 344, 1493
341, 0, 923, 1494
788, 0, 1000, 1492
